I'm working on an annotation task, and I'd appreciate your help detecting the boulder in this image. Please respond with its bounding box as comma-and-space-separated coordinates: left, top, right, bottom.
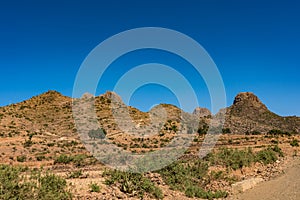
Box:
232, 177, 263, 194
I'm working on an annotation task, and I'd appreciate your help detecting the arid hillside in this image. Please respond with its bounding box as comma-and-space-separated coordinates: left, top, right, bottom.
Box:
0, 90, 299, 200
223, 92, 300, 134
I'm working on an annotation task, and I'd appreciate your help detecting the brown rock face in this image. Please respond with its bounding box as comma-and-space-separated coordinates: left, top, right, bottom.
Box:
193, 107, 211, 118
81, 92, 94, 99
228, 92, 269, 120
233, 92, 267, 111
224, 92, 300, 134
102, 91, 123, 102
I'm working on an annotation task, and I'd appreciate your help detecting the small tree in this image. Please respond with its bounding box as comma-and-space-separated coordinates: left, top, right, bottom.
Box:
88, 128, 107, 140
222, 128, 231, 134
197, 124, 209, 135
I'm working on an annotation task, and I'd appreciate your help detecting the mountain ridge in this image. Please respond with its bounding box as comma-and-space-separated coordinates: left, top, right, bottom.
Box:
0, 90, 299, 139
3, 90, 298, 117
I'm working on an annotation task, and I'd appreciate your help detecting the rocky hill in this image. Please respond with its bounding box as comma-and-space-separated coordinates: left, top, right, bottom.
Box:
223, 92, 300, 134
0, 90, 299, 199
0, 90, 75, 138
0, 90, 298, 164
0, 90, 299, 142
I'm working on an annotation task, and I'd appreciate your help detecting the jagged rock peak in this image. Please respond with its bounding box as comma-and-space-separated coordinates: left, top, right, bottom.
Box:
193, 107, 212, 117
102, 91, 123, 102
233, 92, 267, 109
81, 92, 95, 99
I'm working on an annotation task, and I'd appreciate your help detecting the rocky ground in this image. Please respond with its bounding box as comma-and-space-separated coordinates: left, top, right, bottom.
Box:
230, 157, 300, 200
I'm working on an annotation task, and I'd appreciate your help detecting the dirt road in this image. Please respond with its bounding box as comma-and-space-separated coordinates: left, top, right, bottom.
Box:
230, 157, 300, 200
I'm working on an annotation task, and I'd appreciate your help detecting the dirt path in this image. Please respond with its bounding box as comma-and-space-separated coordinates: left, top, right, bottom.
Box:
230, 157, 300, 200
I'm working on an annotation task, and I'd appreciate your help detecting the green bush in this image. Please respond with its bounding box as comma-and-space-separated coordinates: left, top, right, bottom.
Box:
88, 128, 106, 140
89, 183, 100, 193
37, 173, 71, 200
36, 155, 46, 161
271, 139, 279, 144
23, 140, 33, 148
209, 148, 255, 170
72, 154, 88, 167
208, 147, 282, 170
185, 185, 227, 199
290, 139, 299, 147
0, 165, 33, 199
156, 159, 227, 199
171, 125, 178, 132
251, 130, 261, 135
255, 148, 278, 164
197, 124, 209, 135
47, 143, 55, 147
0, 165, 71, 200
272, 145, 284, 157
222, 128, 231, 134
54, 154, 72, 164
157, 160, 208, 191
17, 155, 27, 162
54, 154, 88, 166
68, 170, 82, 179
103, 170, 163, 199
268, 129, 291, 136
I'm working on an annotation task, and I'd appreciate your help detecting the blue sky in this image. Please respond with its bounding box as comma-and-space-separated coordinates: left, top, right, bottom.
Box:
0, 0, 299, 116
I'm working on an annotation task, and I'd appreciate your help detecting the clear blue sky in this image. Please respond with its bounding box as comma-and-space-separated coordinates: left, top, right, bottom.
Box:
0, 0, 299, 116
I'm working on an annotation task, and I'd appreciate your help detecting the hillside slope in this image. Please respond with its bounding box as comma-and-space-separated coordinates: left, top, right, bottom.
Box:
223, 92, 300, 134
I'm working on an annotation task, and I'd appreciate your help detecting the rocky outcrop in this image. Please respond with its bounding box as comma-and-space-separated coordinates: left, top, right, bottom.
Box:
81, 92, 95, 99
193, 107, 212, 118
223, 92, 300, 134
232, 177, 263, 194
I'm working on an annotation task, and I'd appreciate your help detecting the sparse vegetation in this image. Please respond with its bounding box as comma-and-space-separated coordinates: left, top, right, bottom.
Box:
246, 130, 261, 135
255, 148, 278, 165
54, 154, 88, 167
0, 90, 299, 199
23, 139, 33, 148
16, 155, 27, 162
23, 133, 36, 148
208, 146, 282, 170
271, 139, 279, 144
54, 154, 73, 164
208, 147, 255, 170
68, 170, 83, 179
197, 124, 209, 135
0, 165, 71, 200
185, 186, 228, 199
272, 145, 284, 157
290, 139, 299, 147
222, 128, 231, 134
103, 170, 163, 199
88, 128, 107, 140
89, 182, 101, 193
35, 155, 46, 161
268, 129, 291, 136
156, 159, 227, 199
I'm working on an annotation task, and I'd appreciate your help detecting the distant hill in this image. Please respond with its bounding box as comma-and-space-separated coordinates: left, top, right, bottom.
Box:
0, 90, 75, 138
0, 90, 299, 142
222, 92, 300, 134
